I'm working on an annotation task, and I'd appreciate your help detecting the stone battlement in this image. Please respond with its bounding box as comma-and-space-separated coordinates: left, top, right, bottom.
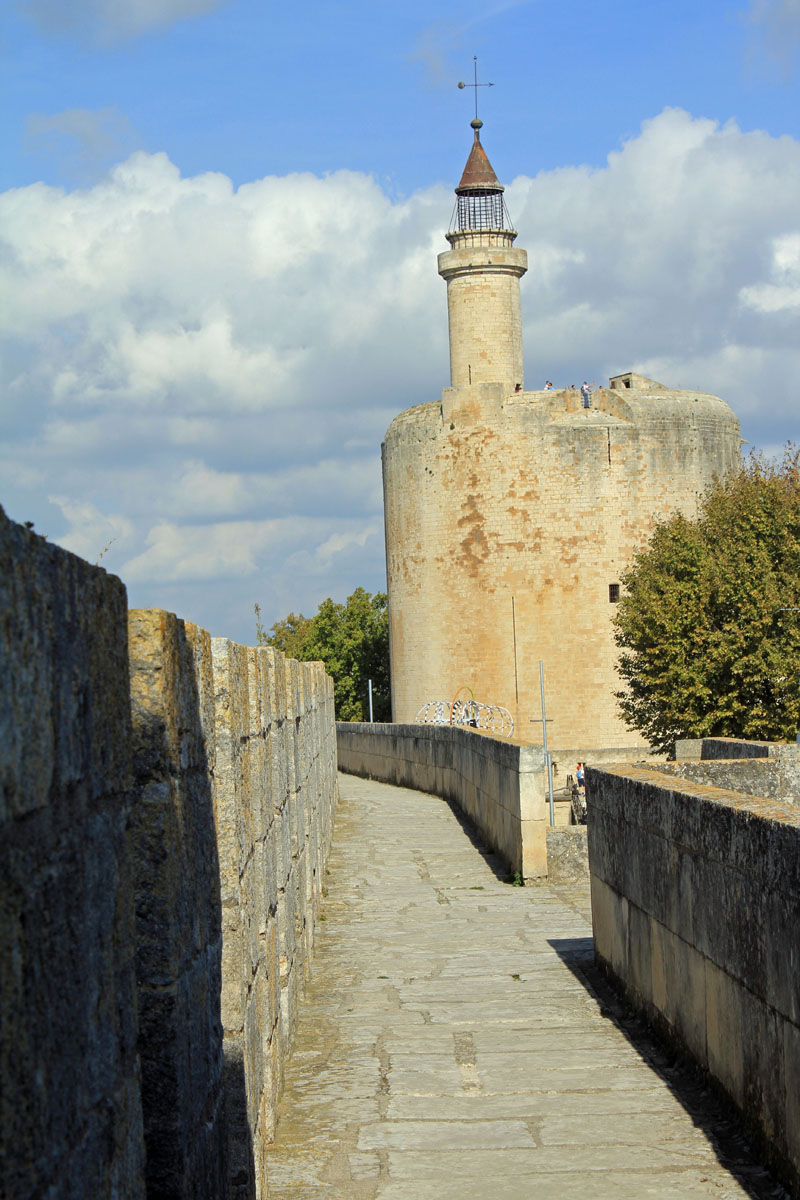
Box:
0, 506, 338, 1199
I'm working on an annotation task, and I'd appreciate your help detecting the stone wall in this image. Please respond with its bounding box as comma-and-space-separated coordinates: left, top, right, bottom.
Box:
128, 611, 226, 1200
1, 511, 146, 1199
587, 761, 800, 1194
0, 508, 338, 1200
336, 723, 549, 879
674, 737, 800, 803
210, 641, 336, 1199
383, 381, 740, 751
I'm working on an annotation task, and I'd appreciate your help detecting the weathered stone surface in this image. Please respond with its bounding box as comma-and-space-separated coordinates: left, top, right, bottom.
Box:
209, 639, 337, 1199
676, 738, 800, 805
265, 774, 775, 1200
337, 723, 548, 879
128, 610, 226, 1199
0, 508, 145, 1199
383, 378, 740, 752
586, 758, 800, 1195
545, 826, 589, 884
654, 756, 782, 796
383, 132, 741, 755
1, 504, 338, 1200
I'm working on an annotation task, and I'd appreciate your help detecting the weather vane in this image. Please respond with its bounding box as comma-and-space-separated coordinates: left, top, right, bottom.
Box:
458, 56, 494, 123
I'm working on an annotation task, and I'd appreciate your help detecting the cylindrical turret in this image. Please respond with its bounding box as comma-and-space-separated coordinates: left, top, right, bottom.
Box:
437, 119, 528, 388
383, 118, 742, 754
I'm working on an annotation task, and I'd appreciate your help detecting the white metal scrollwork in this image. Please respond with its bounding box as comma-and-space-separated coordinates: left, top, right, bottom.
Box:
414, 700, 514, 737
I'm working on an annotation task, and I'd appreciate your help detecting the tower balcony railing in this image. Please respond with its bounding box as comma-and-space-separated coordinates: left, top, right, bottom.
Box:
449, 191, 516, 234
445, 228, 518, 249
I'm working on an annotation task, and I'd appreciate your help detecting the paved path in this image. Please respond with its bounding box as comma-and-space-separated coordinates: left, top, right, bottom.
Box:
267, 775, 783, 1200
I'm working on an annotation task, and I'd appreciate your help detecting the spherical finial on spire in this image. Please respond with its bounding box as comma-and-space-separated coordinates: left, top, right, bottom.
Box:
471, 118, 483, 132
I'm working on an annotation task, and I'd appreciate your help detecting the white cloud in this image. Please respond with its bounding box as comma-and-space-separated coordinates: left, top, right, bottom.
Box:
739, 232, 800, 311
48, 495, 136, 564
121, 516, 380, 585
21, 0, 225, 42
509, 109, 800, 420
1, 108, 798, 642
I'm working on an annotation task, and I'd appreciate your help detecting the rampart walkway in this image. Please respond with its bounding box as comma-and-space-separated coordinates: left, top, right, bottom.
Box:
267, 775, 783, 1200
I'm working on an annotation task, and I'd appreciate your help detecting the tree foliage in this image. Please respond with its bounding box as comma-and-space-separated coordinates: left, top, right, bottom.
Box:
256, 588, 391, 722
259, 611, 313, 661
614, 446, 800, 753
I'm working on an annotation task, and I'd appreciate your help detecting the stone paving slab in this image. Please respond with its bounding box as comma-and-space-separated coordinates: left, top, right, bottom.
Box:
266, 774, 785, 1199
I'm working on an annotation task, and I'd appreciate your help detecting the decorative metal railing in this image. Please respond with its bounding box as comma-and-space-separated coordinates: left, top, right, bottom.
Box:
414, 697, 514, 738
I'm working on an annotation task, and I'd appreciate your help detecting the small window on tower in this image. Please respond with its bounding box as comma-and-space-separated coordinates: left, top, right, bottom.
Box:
609, 583, 620, 603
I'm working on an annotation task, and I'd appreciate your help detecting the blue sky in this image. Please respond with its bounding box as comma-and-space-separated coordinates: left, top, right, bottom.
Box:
6, 0, 800, 192
2, 0, 799, 643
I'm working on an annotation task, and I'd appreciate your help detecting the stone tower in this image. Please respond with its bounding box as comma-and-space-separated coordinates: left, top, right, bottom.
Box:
439, 118, 527, 389
382, 122, 742, 754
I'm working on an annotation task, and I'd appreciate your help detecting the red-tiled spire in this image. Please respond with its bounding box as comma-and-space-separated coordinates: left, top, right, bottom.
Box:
456, 120, 503, 194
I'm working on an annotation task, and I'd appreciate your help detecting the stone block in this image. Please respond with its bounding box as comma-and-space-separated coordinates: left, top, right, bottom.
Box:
222, 1038, 253, 1200
128, 609, 225, 1199
0, 511, 131, 823
784, 1019, 800, 1184
545, 826, 589, 885
721, 867, 767, 999
762, 886, 800, 1025
740, 989, 786, 1150
590, 875, 627, 978
626, 901, 653, 1010
778, 748, 800, 803
657, 924, 708, 1066
704, 958, 744, 1109
265, 918, 281, 1037
0, 511, 145, 1199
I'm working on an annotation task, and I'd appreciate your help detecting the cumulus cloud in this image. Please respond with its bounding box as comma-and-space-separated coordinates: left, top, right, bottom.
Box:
509, 108, 800, 421
739, 232, 800, 311
1, 108, 798, 642
20, 0, 225, 42
48, 495, 136, 563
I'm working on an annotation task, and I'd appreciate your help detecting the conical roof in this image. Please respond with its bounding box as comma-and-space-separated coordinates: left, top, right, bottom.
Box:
456, 120, 504, 194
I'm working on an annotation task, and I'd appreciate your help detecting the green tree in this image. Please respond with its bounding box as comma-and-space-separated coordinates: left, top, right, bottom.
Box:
256, 608, 313, 660
614, 446, 800, 753
255, 589, 391, 722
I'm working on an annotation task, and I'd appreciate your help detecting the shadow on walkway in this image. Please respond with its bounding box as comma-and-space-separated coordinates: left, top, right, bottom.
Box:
548, 937, 789, 1200
440, 796, 519, 883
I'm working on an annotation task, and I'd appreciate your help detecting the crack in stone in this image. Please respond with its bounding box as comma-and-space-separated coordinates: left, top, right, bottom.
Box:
374, 1032, 391, 1117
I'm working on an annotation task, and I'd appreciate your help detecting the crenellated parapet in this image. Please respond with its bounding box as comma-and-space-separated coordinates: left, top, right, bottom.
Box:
0, 506, 338, 1200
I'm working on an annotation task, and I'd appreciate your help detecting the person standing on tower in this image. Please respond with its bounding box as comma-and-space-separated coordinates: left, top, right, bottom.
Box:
581, 381, 596, 409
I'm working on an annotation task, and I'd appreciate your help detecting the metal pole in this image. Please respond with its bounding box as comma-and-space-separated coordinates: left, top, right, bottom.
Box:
368, 678, 374, 723
511, 596, 519, 708
539, 660, 555, 826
